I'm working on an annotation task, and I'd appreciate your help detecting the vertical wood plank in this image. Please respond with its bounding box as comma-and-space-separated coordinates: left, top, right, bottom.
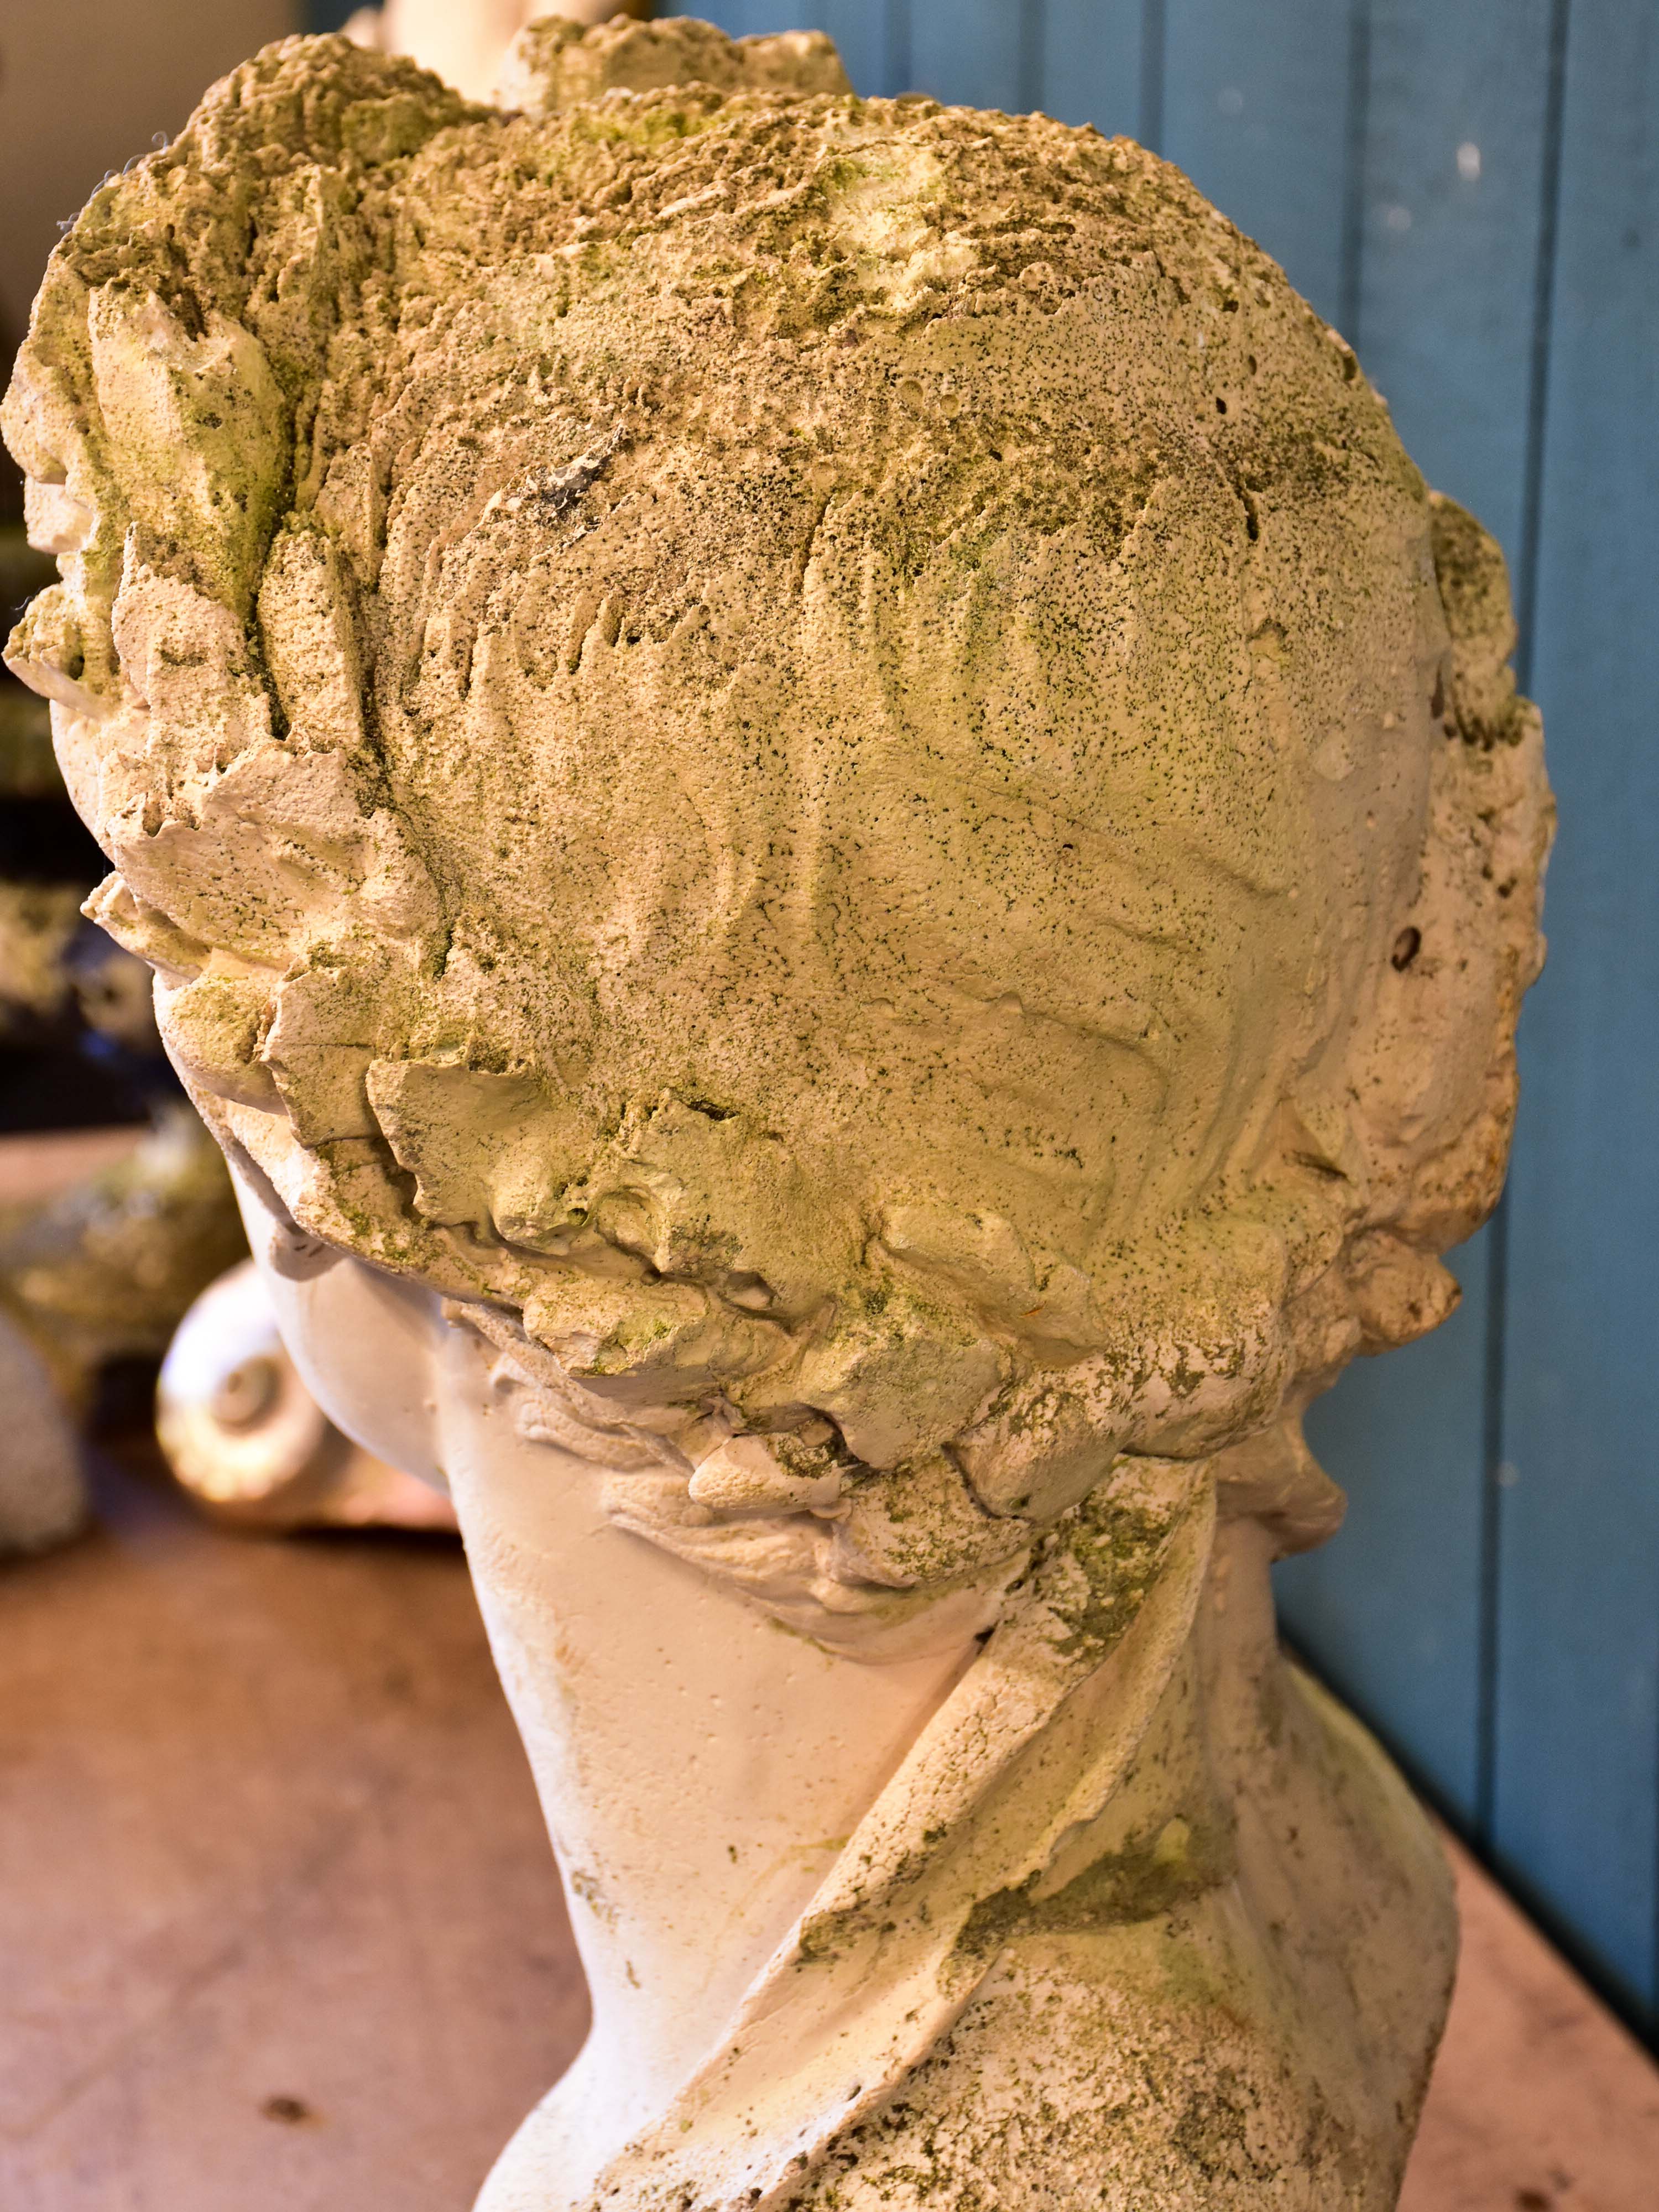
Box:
1282, 1254, 1490, 1818
906, 0, 1022, 111
1496, 0, 1659, 2027
1160, 0, 1357, 325
1281, 0, 1562, 1839
1034, 0, 1144, 143
804, 0, 891, 95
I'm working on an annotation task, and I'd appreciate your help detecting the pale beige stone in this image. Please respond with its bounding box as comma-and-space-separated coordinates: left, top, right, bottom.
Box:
0, 1308, 88, 1555
3, 18, 1552, 2208
0, 1105, 246, 1410
157, 1258, 458, 1530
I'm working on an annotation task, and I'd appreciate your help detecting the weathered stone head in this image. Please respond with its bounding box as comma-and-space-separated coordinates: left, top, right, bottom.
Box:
3, 15, 1550, 1648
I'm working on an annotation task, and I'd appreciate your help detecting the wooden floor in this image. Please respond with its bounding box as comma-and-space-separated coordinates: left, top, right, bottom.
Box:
2, 1444, 1656, 2209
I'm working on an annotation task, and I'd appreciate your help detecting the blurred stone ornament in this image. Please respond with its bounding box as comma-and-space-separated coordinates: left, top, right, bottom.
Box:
0, 524, 62, 797
0, 1105, 247, 1411
0, 1307, 88, 1555
158, 1259, 457, 1533
0, 881, 156, 1047
0, 890, 163, 1120
65, 929, 161, 1053
0, 880, 83, 1031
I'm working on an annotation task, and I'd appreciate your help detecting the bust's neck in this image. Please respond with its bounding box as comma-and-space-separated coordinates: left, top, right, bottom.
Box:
430, 1318, 979, 2157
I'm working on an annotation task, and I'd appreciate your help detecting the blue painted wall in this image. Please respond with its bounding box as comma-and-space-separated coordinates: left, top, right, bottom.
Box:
305, 0, 1658, 2038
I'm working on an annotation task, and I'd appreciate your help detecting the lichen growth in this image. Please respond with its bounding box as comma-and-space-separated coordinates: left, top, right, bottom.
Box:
3, 17, 1551, 1623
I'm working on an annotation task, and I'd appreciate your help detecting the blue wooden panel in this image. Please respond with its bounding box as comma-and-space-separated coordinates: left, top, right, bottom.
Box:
907, 0, 1021, 111
666, 3, 1076, 117
682, 0, 764, 33
1495, 0, 1659, 2026
1035, 1, 1146, 144
1161, 0, 1357, 326
1280, 2, 1562, 1839
1354, 0, 1557, 568
799, 1, 891, 96
665, 1, 891, 93
665, 1, 783, 40
1280, 1240, 1490, 1818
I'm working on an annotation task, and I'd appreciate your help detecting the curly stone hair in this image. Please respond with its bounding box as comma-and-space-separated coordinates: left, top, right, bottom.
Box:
3, 18, 1550, 1600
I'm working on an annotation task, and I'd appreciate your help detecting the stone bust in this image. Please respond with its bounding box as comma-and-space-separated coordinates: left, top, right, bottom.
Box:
4, 17, 1551, 2208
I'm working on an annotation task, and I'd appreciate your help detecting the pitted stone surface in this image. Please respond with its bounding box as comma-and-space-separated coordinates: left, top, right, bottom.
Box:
2, 22, 1548, 1597
2, 25, 1552, 2209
